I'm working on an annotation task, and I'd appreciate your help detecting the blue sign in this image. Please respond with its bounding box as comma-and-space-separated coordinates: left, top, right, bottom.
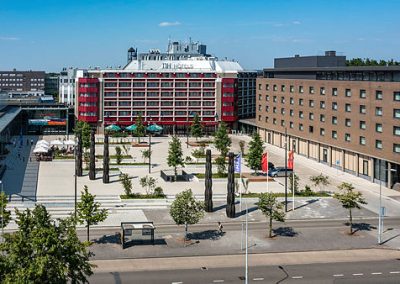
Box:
234, 154, 241, 173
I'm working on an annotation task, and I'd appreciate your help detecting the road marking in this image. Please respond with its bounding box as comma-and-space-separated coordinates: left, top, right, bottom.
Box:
371, 272, 382, 275
213, 281, 224, 283
352, 273, 363, 276
333, 274, 344, 277
171, 282, 183, 284
390, 271, 400, 274
253, 278, 264, 281
292, 276, 303, 279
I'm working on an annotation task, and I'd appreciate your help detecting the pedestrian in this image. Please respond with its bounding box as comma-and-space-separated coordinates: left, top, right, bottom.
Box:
218, 221, 224, 234
29, 157, 32, 162
18, 152, 20, 159
22, 156, 25, 162
30, 139, 33, 145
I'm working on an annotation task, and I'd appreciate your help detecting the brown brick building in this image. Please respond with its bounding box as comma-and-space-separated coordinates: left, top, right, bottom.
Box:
256, 52, 400, 189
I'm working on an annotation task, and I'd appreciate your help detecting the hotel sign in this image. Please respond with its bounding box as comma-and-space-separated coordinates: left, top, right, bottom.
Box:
162, 63, 194, 69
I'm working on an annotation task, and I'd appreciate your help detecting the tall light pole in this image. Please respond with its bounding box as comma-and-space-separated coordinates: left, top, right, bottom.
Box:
284, 127, 288, 212
0, 180, 4, 241
214, 113, 219, 134
74, 133, 78, 220
292, 140, 296, 212
245, 197, 248, 284
148, 116, 152, 174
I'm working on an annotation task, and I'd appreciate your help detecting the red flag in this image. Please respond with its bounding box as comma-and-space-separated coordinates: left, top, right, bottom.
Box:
261, 152, 268, 173
288, 151, 294, 170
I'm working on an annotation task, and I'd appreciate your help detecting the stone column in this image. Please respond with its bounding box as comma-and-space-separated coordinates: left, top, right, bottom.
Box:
388, 162, 392, 189
342, 150, 346, 172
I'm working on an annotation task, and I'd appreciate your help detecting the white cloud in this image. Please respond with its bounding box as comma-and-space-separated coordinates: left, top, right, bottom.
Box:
158, 21, 181, 27
0, 36, 19, 41
292, 20, 301, 25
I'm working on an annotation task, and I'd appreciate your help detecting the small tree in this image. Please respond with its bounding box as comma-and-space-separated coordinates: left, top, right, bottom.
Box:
257, 192, 285, 238
246, 132, 264, 174
167, 136, 185, 181
120, 173, 133, 196
310, 174, 330, 192
0, 191, 11, 229
77, 185, 108, 242
334, 182, 367, 235
122, 144, 130, 156
170, 189, 204, 242
115, 146, 122, 165
289, 173, 300, 194
141, 149, 151, 163
0, 205, 92, 283
239, 140, 246, 155
140, 176, 157, 195
190, 113, 203, 141
214, 121, 231, 157
215, 156, 226, 177
133, 113, 146, 143
74, 121, 91, 150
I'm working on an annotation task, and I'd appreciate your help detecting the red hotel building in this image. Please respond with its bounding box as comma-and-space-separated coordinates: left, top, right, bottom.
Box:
75, 41, 255, 133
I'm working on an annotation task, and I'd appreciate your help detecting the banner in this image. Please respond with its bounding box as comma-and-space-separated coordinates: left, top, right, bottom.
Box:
288, 150, 294, 169
234, 153, 241, 173
261, 152, 268, 173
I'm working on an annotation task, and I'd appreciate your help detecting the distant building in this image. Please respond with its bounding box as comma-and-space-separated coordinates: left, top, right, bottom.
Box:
59, 68, 84, 106
0, 70, 45, 97
256, 51, 400, 189
45, 73, 59, 98
76, 40, 256, 134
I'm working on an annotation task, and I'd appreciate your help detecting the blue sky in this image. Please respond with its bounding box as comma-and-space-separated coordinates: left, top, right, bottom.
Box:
0, 0, 399, 72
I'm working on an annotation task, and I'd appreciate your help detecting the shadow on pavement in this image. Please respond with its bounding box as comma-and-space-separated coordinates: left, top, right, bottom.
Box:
236, 205, 259, 217
380, 233, 400, 245
95, 233, 121, 244
187, 230, 225, 241
294, 198, 319, 210
350, 222, 376, 234
273, 227, 298, 237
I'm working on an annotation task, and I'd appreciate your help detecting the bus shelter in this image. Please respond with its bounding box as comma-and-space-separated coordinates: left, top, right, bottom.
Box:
120, 221, 155, 249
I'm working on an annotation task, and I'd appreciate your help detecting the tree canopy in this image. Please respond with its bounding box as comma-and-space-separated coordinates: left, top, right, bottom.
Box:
190, 113, 203, 141
214, 122, 231, 157
246, 132, 264, 173
74, 121, 91, 149
0, 191, 11, 230
346, 58, 400, 66
0, 205, 92, 283
167, 136, 184, 180
133, 113, 146, 143
257, 192, 285, 238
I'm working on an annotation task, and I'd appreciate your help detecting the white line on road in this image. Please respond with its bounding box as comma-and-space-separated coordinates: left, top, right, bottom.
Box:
371, 272, 382, 275
171, 282, 183, 284
213, 280, 224, 283
390, 271, 400, 274
253, 278, 264, 281
352, 273, 364, 276
333, 274, 344, 277
292, 276, 303, 279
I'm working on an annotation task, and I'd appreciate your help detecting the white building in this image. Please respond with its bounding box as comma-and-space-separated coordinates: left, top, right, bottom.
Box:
59, 68, 84, 105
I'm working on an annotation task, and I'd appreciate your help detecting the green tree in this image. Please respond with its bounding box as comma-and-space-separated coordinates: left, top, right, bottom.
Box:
167, 136, 185, 180
74, 121, 91, 150
310, 174, 330, 192
289, 173, 300, 194
0, 191, 11, 230
115, 146, 122, 165
133, 113, 145, 143
0, 205, 92, 283
140, 176, 157, 195
170, 189, 204, 241
246, 132, 264, 174
215, 156, 226, 177
141, 149, 151, 163
119, 173, 133, 196
76, 186, 108, 242
334, 182, 367, 235
214, 122, 231, 157
190, 113, 203, 141
257, 192, 285, 238
239, 140, 246, 155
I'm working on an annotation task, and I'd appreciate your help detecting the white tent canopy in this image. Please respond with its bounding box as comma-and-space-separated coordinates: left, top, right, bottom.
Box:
37, 139, 49, 145
50, 140, 63, 146
64, 140, 76, 146
33, 147, 49, 153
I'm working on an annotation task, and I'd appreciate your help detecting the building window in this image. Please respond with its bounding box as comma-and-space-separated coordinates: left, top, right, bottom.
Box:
265, 106, 269, 112
309, 100, 314, 107
332, 131, 337, 139
345, 133, 351, 142
290, 121, 294, 129
376, 123, 383, 133
394, 91, 400, 101
258, 115, 261, 121
290, 109, 294, 116
345, 104, 351, 112
394, 109, 400, 119
309, 86, 315, 94
320, 87, 325, 95
273, 107, 277, 113
299, 124, 304, 131
273, 96, 277, 102
394, 144, 400, 153
309, 126, 314, 133
309, 113, 314, 120
375, 107, 383, 116
290, 97, 294, 105
332, 88, 338, 96
281, 120, 285, 126
290, 85, 294, 93
320, 114, 325, 122
266, 95, 269, 101
258, 84, 262, 90
299, 86, 304, 93
345, 89, 351, 97
394, 126, 400, 136
299, 111, 304, 118
360, 89, 366, 99
360, 136, 366, 145
332, 116, 338, 125
320, 101, 326, 109
265, 116, 269, 122
266, 84, 269, 90
281, 96, 285, 103
360, 121, 366, 130
258, 105, 262, 111
299, 98, 304, 106
281, 108, 285, 115
320, 128, 325, 136
281, 85, 285, 92
360, 105, 366, 114
273, 85, 278, 91
273, 118, 277, 125
258, 94, 262, 100
376, 90, 383, 100
345, 118, 351, 127
332, 102, 338, 110
376, 140, 383, 149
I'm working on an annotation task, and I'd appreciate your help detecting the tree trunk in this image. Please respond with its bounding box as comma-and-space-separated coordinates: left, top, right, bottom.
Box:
103, 133, 109, 183
269, 216, 273, 238
349, 208, 353, 235
226, 152, 235, 218
174, 166, 177, 182
87, 223, 90, 242
184, 223, 188, 246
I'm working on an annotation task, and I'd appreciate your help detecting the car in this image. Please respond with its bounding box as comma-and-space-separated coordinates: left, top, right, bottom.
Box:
268, 162, 275, 170
268, 167, 293, 177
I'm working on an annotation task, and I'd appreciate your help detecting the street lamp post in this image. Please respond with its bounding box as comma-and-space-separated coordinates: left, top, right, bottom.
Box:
292, 140, 296, 212
214, 113, 219, 134
0, 180, 3, 241
148, 116, 152, 174
284, 127, 288, 212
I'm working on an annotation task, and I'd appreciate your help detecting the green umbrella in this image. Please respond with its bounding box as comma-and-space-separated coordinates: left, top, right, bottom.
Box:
146, 124, 163, 132
105, 124, 121, 131
125, 124, 137, 131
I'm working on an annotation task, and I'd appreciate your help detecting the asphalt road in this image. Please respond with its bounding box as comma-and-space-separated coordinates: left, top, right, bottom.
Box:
90, 260, 400, 283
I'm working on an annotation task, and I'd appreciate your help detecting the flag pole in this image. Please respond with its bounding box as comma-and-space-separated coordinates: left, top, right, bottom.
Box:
267, 151, 269, 193
239, 152, 242, 213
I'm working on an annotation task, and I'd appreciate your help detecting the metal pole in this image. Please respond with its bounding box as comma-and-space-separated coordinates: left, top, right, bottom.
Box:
292, 172, 295, 211
149, 133, 151, 174
284, 128, 288, 212
245, 198, 248, 284
1, 181, 4, 242
267, 151, 269, 193
378, 159, 382, 244
74, 137, 77, 220
239, 152, 242, 213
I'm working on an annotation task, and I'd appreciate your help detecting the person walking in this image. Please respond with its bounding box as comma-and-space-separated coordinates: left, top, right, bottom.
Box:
218, 221, 224, 234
